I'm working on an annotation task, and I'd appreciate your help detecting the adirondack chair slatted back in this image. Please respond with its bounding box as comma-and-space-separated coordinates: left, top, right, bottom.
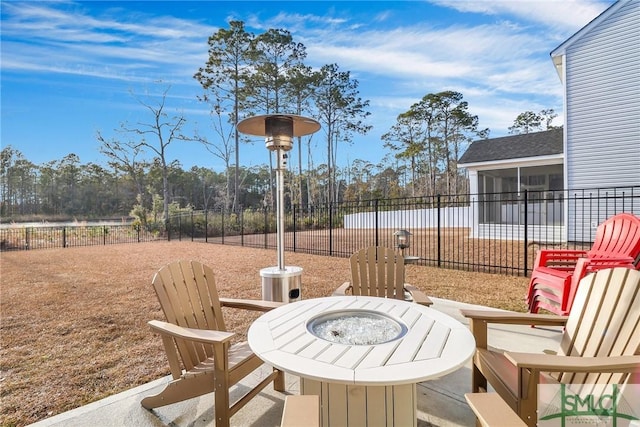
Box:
557, 268, 640, 387
151, 260, 226, 372
350, 246, 405, 299
589, 213, 640, 264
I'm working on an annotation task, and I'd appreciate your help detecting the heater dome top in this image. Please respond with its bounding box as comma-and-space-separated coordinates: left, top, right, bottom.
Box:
237, 114, 320, 137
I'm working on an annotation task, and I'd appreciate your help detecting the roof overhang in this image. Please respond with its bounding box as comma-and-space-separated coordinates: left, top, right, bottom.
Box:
550, 1, 625, 80
458, 153, 564, 171
551, 55, 564, 81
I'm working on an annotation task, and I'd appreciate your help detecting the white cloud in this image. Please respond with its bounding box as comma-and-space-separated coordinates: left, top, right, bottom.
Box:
293, 16, 556, 103
429, 0, 613, 31
1, 2, 213, 82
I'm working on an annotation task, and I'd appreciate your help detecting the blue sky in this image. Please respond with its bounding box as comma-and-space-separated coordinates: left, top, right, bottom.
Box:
1, 0, 615, 172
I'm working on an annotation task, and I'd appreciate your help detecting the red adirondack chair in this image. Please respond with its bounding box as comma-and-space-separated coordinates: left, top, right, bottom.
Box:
526, 212, 640, 315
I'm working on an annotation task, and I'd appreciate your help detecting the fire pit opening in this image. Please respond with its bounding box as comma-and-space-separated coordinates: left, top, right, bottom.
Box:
307, 309, 408, 345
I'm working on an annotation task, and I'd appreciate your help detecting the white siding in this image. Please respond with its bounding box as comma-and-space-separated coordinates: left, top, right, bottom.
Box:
565, 0, 640, 190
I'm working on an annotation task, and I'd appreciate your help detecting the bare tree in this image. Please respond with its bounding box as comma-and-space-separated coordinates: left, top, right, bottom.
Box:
119, 86, 191, 222
97, 131, 148, 200
192, 106, 235, 210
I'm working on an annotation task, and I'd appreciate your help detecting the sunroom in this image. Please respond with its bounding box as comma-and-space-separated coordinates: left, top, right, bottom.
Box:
458, 128, 564, 241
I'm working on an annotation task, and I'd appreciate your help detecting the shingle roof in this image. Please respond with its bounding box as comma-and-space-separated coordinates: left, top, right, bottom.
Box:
458, 128, 563, 164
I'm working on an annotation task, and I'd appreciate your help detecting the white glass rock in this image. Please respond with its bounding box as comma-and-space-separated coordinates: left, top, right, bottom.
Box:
308, 310, 407, 345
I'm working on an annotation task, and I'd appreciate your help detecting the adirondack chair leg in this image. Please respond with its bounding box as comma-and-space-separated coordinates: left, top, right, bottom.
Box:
214, 381, 231, 427
214, 343, 231, 427
472, 364, 487, 393
517, 368, 538, 427
468, 318, 488, 393
141, 372, 215, 409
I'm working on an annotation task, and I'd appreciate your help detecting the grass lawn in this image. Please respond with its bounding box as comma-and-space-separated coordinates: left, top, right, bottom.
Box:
0, 241, 529, 426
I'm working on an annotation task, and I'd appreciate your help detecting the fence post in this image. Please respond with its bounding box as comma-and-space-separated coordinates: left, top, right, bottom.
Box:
104, 226, 107, 245
222, 208, 226, 245
205, 210, 208, 243
264, 207, 268, 249
437, 194, 441, 268
25, 227, 30, 250
191, 211, 195, 242
240, 209, 245, 246
374, 199, 379, 247
166, 219, 171, 242
329, 203, 333, 256
293, 204, 297, 252
62, 227, 67, 248
523, 189, 529, 276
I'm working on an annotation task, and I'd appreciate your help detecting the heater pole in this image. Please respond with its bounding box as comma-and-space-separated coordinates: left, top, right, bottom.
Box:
276, 148, 287, 271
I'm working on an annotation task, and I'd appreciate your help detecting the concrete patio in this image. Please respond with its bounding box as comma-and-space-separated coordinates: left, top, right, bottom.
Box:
29, 298, 563, 427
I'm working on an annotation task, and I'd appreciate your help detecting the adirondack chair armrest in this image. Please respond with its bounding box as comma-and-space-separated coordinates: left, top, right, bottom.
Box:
148, 319, 235, 344
332, 282, 351, 296
219, 297, 284, 312
505, 352, 640, 374
461, 309, 568, 326
577, 256, 636, 272
461, 310, 568, 350
535, 249, 588, 269
403, 284, 433, 306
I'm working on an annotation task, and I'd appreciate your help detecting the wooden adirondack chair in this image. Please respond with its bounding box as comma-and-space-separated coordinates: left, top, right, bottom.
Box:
462, 267, 640, 427
333, 246, 432, 306
141, 260, 285, 427
526, 212, 640, 315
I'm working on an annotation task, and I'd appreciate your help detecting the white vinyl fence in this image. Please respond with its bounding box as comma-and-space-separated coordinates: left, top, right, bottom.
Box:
343, 207, 471, 229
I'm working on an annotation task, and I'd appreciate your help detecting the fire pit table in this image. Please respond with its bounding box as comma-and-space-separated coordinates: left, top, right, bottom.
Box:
248, 296, 475, 427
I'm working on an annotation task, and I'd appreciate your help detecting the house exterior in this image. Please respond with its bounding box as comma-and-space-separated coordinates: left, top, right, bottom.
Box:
551, 0, 640, 240
459, 0, 639, 241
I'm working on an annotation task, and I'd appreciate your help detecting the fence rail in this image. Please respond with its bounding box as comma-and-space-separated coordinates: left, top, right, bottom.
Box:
0, 224, 160, 251
167, 187, 639, 276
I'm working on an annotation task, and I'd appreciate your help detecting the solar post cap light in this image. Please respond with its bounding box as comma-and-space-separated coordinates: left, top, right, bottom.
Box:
394, 229, 419, 264
394, 229, 412, 251
237, 114, 321, 303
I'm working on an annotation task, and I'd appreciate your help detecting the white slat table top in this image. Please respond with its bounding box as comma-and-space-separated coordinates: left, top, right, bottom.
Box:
248, 296, 476, 385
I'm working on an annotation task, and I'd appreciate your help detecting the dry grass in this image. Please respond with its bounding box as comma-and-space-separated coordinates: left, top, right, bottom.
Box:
0, 241, 529, 426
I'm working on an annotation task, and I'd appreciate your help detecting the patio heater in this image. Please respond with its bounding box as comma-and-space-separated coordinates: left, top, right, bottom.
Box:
237, 114, 321, 302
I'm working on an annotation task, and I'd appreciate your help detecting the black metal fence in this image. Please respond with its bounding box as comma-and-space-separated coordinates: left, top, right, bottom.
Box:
0, 224, 160, 251
167, 187, 639, 276
3, 187, 637, 277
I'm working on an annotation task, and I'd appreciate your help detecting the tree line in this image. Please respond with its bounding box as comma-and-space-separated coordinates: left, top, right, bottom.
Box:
1, 20, 557, 224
